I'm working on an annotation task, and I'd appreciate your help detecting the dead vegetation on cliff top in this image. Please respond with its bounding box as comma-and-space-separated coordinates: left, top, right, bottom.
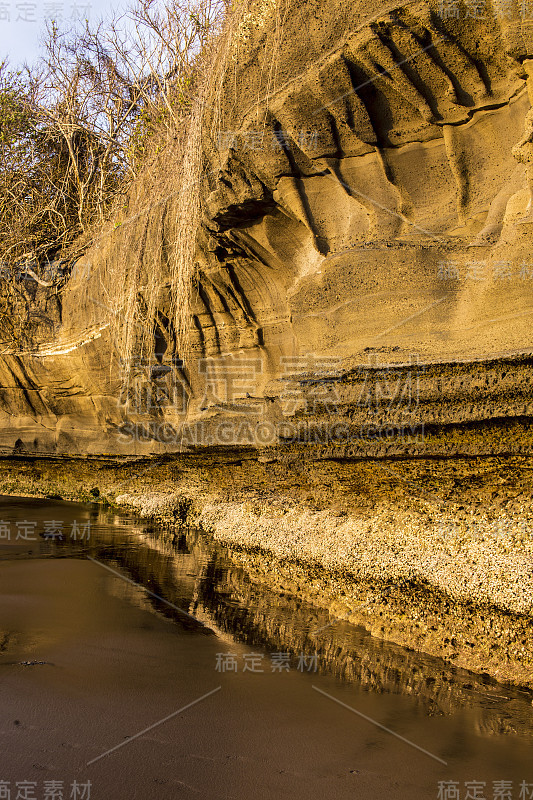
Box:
0, 0, 290, 372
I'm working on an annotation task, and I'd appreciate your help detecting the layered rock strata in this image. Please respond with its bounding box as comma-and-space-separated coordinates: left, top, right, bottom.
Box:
1, 0, 533, 684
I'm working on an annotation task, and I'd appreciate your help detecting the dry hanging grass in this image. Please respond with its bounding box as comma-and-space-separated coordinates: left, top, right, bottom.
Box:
96, 0, 277, 378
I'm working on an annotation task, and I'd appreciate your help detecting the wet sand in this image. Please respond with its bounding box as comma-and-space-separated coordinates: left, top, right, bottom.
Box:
0, 497, 532, 799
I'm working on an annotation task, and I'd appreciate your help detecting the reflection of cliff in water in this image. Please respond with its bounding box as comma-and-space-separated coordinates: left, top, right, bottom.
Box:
49, 508, 532, 743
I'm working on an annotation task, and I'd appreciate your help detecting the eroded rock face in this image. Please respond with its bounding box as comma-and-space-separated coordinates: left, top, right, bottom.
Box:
1, 0, 533, 457
4, 1, 533, 685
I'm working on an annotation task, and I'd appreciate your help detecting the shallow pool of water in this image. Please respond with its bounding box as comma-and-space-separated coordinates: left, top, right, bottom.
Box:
0, 495, 531, 800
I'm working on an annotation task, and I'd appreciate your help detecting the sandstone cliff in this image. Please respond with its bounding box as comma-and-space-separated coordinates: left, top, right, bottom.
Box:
1, 0, 533, 457
2, 0, 533, 685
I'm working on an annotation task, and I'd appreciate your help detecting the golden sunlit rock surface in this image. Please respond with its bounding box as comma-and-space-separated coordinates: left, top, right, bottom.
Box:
1, 0, 533, 685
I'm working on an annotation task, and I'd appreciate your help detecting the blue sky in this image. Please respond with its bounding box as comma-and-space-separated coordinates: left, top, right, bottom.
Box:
0, 0, 127, 65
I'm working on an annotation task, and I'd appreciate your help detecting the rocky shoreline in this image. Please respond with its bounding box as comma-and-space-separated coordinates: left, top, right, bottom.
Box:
1, 451, 532, 689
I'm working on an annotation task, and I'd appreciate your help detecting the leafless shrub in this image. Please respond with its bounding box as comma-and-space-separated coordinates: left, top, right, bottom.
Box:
0, 0, 287, 368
